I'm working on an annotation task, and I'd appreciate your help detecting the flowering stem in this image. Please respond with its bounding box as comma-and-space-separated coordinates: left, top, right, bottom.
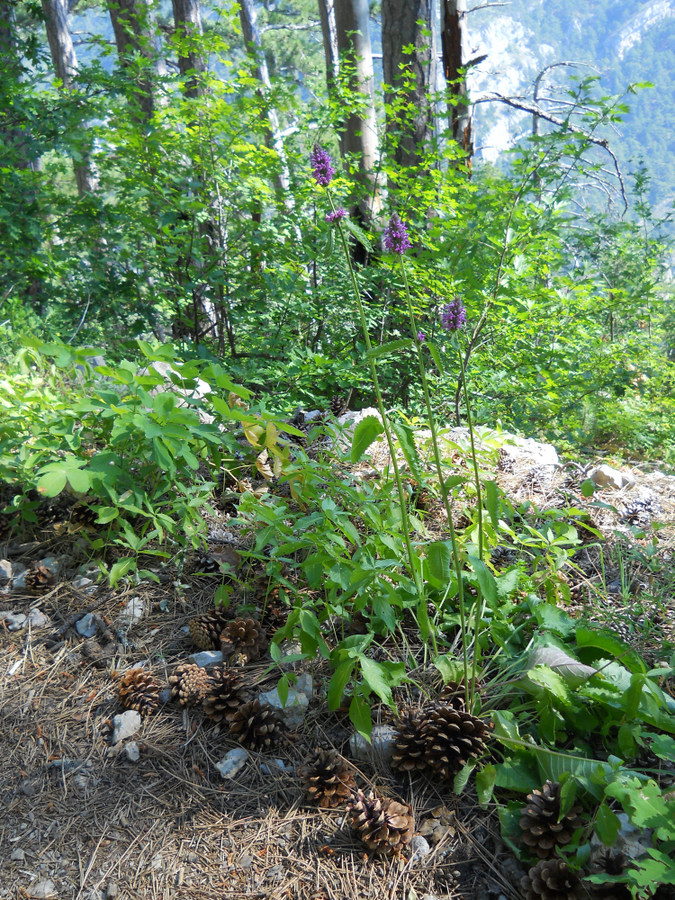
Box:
331, 204, 432, 647
399, 261, 470, 705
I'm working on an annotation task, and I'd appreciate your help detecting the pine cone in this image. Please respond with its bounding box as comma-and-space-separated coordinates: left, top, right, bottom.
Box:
190, 550, 222, 574
168, 663, 210, 707
420, 704, 491, 780
24, 562, 56, 593
392, 710, 428, 774
37, 494, 71, 529
227, 699, 285, 751
118, 668, 160, 717
438, 681, 470, 710
329, 394, 348, 418
520, 781, 583, 859
188, 608, 232, 650
220, 617, 268, 664
203, 667, 250, 724
298, 748, 356, 809
69, 501, 99, 530
348, 790, 414, 857
521, 858, 587, 900
588, 851, 631, 899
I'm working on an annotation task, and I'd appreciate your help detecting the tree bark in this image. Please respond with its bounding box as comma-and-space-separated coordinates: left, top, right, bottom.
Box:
317, 0, 338, 88
0, 2, 38, 172
171, 0, 204, 98
441, 0, 472, 161
381, 0, 435, 169
107, 0, 156, 123
331, 0, 381, 235
41, 0, 98, 194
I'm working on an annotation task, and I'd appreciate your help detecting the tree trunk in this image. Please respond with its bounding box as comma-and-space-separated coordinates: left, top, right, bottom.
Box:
0, 2, 38, 172
332, 0, 381, 232
107, 0, 156, 123
381, 0, 435, 169
317, 0, 338, 88
171, 0, 204, 98
237, 0, 293, 201
441, 0, 472, 161
41, 0, 98, 194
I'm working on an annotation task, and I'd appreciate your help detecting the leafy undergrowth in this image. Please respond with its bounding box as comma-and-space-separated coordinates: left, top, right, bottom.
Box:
1, 340, 674, 899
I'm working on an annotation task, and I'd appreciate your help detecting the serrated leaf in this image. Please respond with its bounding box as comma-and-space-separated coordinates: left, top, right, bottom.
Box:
527, 666, 571, 703
426, 340, 444, 374
650, 734, 675, 762
343, 218, 373, 252
350, 415, 384, 462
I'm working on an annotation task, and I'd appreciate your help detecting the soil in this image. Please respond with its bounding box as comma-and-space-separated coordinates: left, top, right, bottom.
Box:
1, 448, 674, 900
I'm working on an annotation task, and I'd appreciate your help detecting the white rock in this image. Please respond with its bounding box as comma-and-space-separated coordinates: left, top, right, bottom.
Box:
121, 596, 144, 623
410, 834, 431, 862
0, 560, 12, 582
28, 608, 49, 628
75, 612, 97, 637
215, 747, 249, 779
188, 650, 223, 668
589, 464, 634, 490
71, 576, 96, 593
2, 611, 26, 631
258, 678, 311, 728
29, 880, 57, 899
349, 724, 398, 764
111, 710, 141, 743
124, 741, 140, 762
260, 758, 289, 775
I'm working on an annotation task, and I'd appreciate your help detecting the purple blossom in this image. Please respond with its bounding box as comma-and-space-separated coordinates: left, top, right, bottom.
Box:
441, 297, 467, 332
383, 213, 412, 255
310, 144, 334, 187
326, 207, 347, 224
417, 331, 427, 342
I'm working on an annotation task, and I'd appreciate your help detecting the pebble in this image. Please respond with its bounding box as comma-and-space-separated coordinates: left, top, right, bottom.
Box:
589, 464, 635, 490
10, 848, 25, 861
1, 611, 27, 630
258, 675, 312, 728
410, 834, 431, 862
71, 576, 96, 594
28, 608, 49, 628
20, 780, 36, 797
260, 758, 289, 775
29, 880, 57, 899
124, 741, 140, 763
105, 883, 119, 899
111, 710, 141, 743
120, 596, 144, 623
349, 724, 397, 764
0, 559, 12, 582
188, 650, 223, 668
75, 612, 97, 638
215, 747, 249, 779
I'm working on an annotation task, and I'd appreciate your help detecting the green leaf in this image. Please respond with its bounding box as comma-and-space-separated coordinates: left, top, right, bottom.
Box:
453, 761, 476, 795
595, 802, 621, 846
467, 555, 497, 606
349, 693, 372, 741
36, 468, 68, 497
391, 419, 423, 483
575, 625, 647, 674
650, 734, 675, 762
529, 645, 598, 686
343, 218, 373, 253
277, 674, 289, 708
426, 340, 444, 375
527, 666, 571, 703
484, 479, 500, 529
476, 764, 496, 806
96, 507, 118, 524
494, 754, 539, 793
367, 339, 412, 361
581, 479, 596, 498
350, 415, 384, 462
109, 557, 136, 588
327, 660, 354, 711
359, 657, 394, 708
66, 467, 91, 494
427, 540, 452, 583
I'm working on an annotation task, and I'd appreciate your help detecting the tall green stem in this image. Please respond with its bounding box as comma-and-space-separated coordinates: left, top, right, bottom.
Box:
399, 262, 470, 704
332, 211, 434, 651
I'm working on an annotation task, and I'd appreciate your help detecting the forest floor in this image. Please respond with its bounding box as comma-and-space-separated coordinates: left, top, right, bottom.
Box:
1, 446, 674, 900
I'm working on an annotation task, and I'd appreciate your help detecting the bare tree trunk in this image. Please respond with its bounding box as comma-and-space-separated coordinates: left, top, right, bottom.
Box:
171, 0, 204, 98
41, 0, 98, 194
332, 0, 381, 232
0, 1, 38, 173
381, 0, 435, 169
317, 0, 338, 88
441, 0, 472, 161
107, 0, 156, 123
237, 0, 293, 201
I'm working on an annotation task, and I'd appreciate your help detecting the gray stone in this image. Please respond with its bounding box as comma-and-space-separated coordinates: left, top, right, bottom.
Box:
410, 835, 431, 863
21, 780, 36, 797
71, 576, 96, 594
0, 559, 12, 582
105, 883, 119, 900
124, 741, 140, 763
591, 812, 652, 860
29, 881, 57, 899
10, 848, 25, 861
1, 611, 27, 630
75, 613, 97, 638
111, 710, 141, 744
159, 688, 171, 704
120, 596, 144, 623
215, 747, 249, 779
188, 650, 223, 668
258, 675, 312, 728
28, 608, 49, 628
349, 724, 398, 764
260, 758, 289, 775
589, 464, 634, 490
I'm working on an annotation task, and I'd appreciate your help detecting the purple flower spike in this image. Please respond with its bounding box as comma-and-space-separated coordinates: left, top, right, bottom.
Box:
326, 208, 347, 224
383, 212, 412, 255
441, 297, 467, 332
417, 331, 427, 342
310, 144, 334, 187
